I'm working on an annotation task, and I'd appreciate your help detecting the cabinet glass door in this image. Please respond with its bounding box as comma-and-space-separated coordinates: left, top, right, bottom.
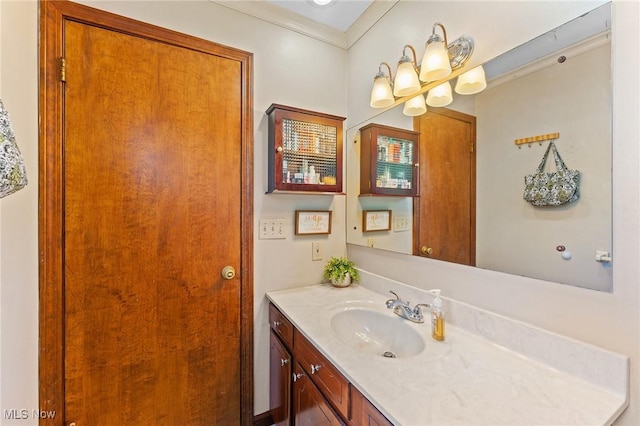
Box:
282, 118, 338, 187
374, 135, 415, 191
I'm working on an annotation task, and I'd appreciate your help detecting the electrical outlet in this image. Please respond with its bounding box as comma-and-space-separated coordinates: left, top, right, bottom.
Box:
259, 218, 286, 239
312, 241, 322, 261
367, 238, 375, 247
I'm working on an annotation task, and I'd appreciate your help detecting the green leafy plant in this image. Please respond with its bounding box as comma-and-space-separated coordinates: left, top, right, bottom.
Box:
323, 256, 360, 283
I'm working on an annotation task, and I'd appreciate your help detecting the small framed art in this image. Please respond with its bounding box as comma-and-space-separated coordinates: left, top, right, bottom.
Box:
363, 210, 392, 232
295, 210, 332, 235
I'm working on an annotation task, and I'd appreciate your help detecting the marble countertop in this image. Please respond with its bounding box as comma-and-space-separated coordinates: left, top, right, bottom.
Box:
266, 282, 628, 425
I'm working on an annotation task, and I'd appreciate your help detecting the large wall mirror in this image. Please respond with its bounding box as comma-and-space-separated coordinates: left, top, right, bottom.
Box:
346, 3, 612, 291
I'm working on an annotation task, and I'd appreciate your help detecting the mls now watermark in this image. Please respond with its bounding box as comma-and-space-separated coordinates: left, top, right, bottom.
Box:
4, 409, 56, 420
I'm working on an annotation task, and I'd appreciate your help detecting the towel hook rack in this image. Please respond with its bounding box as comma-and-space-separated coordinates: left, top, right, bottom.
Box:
515, 132, 559, 148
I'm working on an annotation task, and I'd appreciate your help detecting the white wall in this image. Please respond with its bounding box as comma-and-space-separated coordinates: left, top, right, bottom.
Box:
347, 1, 639, 424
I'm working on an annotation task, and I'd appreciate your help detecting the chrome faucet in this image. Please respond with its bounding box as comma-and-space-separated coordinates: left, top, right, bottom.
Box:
385, 290, 431, 323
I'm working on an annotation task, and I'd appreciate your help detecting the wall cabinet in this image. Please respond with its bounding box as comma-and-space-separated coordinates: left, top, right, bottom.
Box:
267, 104, 346, 194
359, 123, 419, 197
269, 303, 393, 426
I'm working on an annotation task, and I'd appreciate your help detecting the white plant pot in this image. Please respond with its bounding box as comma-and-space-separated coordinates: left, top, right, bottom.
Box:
331, 272, 352, 288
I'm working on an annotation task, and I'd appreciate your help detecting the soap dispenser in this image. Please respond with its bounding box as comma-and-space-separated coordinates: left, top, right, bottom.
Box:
429, 289, 445, 341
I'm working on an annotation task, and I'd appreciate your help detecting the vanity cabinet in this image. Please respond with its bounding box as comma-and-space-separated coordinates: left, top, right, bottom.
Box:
266, 104, 346, 194
269, 303, 393, 426
293, 361, 344, 426
270, 332, 292, 426
359, 123, 419, 197
350, 388, 393, 426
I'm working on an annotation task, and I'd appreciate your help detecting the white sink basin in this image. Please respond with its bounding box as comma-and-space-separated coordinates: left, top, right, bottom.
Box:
328, 303, 426, 358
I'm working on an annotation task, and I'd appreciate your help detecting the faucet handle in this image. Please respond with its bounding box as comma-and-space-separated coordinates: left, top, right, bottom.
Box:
412, 303, 431, 317
388, 290, 400, 300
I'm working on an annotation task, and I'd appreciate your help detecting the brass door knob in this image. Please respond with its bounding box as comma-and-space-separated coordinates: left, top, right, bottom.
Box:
421, 246, 433, 255
221, 266, 236, 280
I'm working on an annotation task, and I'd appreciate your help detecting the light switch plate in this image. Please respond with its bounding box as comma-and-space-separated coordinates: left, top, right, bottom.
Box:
312, 241, 322, 261
393, 216, 410, 232
259, 218, 286, 239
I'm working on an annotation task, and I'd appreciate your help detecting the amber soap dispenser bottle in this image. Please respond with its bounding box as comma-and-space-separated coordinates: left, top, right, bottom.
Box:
430, 289, 445, 341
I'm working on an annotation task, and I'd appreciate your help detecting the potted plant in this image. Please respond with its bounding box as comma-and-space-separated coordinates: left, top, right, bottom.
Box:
323, 256, 360, 288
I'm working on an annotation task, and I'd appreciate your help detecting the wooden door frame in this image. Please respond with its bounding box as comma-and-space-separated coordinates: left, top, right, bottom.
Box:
412, 107, 476, 264
38, 1, 254, 424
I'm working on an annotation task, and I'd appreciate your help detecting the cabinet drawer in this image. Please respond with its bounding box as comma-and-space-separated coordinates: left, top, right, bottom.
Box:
269, 303, 294, 350
294, 329, 350, 420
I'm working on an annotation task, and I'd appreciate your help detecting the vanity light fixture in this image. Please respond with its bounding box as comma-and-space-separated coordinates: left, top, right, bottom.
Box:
368, 22, 485, 116
420, 23, 475, 82
393, 45, 421, 97
403, 94, 427, 116
426, 81, 453, 107
370, 62, 395, 108
455, 65, 487, 95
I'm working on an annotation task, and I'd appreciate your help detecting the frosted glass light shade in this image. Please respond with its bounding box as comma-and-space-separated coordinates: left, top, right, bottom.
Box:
455, 65, 487, 95
403, 94, 427, 116
393, 61, 421, 97
426, 81, 453, 107
419, 41, 452, 82
370, 76, 394, 108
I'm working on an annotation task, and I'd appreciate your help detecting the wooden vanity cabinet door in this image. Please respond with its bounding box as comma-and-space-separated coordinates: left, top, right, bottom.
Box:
294, 329, 350, 420
270, 331, 291, 426
293, 362, 345, 426
350, 387, 393, 426
270, 303, 294, 350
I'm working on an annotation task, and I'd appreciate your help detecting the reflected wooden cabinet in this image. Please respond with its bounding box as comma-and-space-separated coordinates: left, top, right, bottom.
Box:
267, 104, 345, 194
359, 123, 419, 197
268, 303, 393, 426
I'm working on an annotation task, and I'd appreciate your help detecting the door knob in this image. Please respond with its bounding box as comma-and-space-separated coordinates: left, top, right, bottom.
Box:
221, 266, 236, 280
421, 246, 433, 255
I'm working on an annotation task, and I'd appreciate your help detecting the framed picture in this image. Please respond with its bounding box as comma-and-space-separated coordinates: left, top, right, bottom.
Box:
363, 210, 392, 232
295, 210, 332, 235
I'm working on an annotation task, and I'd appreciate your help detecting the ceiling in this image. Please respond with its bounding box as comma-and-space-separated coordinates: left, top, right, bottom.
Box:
211, 0, 394, 49
264, 0, 374, 32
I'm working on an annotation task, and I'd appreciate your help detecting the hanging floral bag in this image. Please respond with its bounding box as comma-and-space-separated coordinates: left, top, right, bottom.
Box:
0, 100, 28, 198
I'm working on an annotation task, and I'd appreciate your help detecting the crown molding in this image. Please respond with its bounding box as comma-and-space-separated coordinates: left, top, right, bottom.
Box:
488, 31, 610, 89
210, 0, 398, 50
346, 0, 398, 48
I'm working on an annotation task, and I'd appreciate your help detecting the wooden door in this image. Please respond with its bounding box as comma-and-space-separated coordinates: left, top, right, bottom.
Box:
39, 2, 253, 425
413, 108, 476, 266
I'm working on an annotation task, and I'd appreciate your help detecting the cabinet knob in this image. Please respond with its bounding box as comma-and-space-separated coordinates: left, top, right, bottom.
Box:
310, 364, 321, 374
276, 146, 283, 153
281, 358, 289, 366
292, 372, 304, 382
421, 246, 433, 255
272, 320, 282, 328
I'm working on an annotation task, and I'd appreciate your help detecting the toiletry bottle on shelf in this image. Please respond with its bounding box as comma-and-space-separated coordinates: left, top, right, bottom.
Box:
430, 289, 445, 341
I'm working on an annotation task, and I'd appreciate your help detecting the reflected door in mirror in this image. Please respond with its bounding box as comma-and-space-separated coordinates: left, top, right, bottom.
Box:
413, 108, 476, 266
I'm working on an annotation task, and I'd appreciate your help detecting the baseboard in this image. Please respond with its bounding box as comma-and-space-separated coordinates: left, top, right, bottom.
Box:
254, 410, 274, 426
